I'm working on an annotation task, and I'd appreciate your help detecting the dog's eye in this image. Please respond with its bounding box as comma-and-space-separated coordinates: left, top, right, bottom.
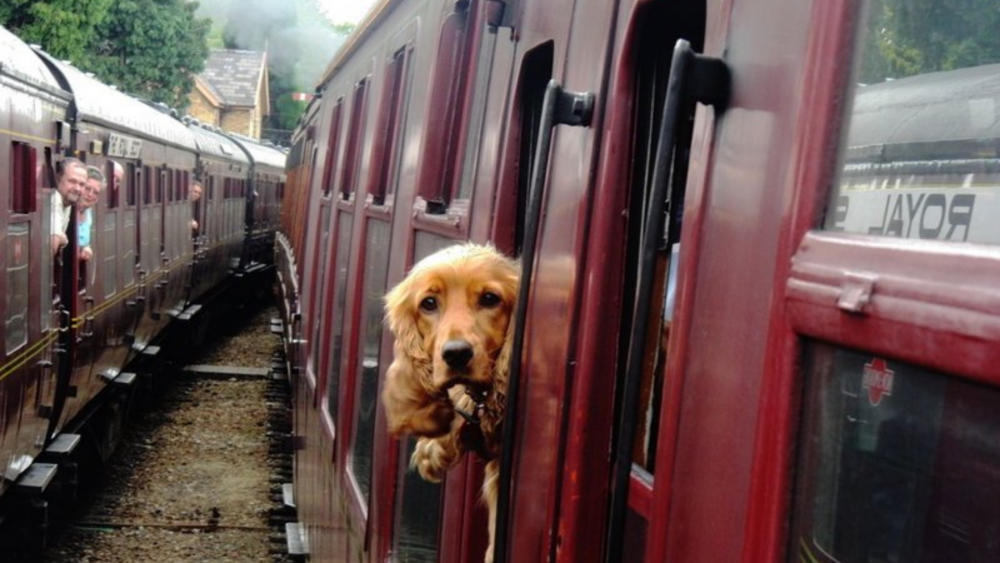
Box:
479, 292, 502, 308
419, 297, 438, 312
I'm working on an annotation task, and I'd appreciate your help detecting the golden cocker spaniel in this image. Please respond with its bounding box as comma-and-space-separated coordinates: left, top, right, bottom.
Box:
382, 243, 519, 563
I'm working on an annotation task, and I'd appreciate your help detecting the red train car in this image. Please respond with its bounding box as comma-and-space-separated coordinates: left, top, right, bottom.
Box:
278, 0, 1000, 561
0, 24, 287, 547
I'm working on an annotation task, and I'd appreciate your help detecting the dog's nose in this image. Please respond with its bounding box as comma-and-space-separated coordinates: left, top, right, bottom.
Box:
442, 340, 474, 369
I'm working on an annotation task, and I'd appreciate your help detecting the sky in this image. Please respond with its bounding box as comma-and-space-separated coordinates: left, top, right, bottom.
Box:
314, 0, 380, 24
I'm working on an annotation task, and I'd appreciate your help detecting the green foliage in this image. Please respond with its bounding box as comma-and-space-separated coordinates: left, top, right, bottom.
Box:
2, 0, 114, 61
275, 93, 309, 131
85, 0, 211, 108
1, 0, 210, 109
860, 0, 1000, 83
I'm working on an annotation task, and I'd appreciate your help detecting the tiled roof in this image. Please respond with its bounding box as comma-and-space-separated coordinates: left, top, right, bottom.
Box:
199, 49, 266, 107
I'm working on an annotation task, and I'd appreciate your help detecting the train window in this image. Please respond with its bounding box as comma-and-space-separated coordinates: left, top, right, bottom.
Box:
144, 167, 154, 205
340, 78, 370, 200
324, 213, 354, 419
620, 0, 704, 475
321, 99, 344, 196
789, 343, 1000, 563
123, 164, 137, 287
825, 0, 1000, 245
103, 211, 117, 298
11, 142, 38, 214
154, 171, 163, 204
39, 172, 52, 332
456, 12, 495, 201
6, 223, 30, 354
367, 47, 412, 206
106, 160, 120, 209
130, 167, 141, 207
418, 6, 475, 208
310, 206, 333, 379
349, 219, 392, 503
510, 41, 553, 254
391, 232, 453, 562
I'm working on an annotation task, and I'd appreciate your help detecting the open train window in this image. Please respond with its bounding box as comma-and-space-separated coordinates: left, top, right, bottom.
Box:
390, 232, 454, 563
321, 99, 344, 196
606, 0, 705, 560
106, 160, 120, 209
340, 78, 370, 200
416, 4, 475, 210
367, 46, 412, 206
122, 164, 138, 288
11, 142, 38, 214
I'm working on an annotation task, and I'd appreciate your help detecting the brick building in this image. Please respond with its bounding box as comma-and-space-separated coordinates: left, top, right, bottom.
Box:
188, 49, 270, 139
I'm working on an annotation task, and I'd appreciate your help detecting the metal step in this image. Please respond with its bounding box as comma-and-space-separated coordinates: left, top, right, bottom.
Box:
45, 433, 81, 456
15, 463, 57, 495
285, 522, 309, 556
282, 483, 295, 508
183, 364, 271, 378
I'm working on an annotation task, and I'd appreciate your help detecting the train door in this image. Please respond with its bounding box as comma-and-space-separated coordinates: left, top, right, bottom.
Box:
773, 2, 1000, 562
120, 163, 140, 351
342, 38, 412, 563
568, 0, 711, 561
482, 0, 621, 561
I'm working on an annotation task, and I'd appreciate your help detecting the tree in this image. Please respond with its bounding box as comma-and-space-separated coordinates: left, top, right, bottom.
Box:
85, 0, 211, 108
860, 0, 1000, 83
2, 0, 209, 109
1, 0, 114, 61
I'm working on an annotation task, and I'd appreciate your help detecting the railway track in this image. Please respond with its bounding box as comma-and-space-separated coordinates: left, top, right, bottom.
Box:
35, 304, 295, 563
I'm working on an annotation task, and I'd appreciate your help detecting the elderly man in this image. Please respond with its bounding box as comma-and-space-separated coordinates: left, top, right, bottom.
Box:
79, 166, 104, 262
51, 158, 86, 255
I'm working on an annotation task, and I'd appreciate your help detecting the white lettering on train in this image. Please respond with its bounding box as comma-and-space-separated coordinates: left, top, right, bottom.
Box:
832, 192, 975, 241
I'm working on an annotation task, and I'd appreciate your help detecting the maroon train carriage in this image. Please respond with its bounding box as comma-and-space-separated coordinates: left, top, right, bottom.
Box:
0, 24, 73, 503
269, 0, 1000, 561
0, 25, 286, 548
228, 133, 288, 266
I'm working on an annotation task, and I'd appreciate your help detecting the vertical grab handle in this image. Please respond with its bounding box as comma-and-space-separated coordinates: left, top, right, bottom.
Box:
82, 296, 96, 338
605, 39, 730, 561
494, 80, 594, 563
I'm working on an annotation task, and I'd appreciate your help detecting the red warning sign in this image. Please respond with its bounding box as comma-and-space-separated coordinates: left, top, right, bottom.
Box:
862, 357, 895, 406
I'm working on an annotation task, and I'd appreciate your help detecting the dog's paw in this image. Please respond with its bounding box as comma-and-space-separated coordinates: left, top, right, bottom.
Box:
410, 437, 459, 482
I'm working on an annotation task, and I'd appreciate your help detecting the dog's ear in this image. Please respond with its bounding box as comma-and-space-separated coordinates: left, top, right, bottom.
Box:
382, 276, 453, 437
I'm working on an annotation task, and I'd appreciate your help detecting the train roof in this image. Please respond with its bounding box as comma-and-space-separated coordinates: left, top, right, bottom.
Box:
317, 0, 399, 87
0, 26, 70, 99
847, 63, 1000, 151
34, 51, 197, 151
228, 135, 287, 170
187, 124, 250, 164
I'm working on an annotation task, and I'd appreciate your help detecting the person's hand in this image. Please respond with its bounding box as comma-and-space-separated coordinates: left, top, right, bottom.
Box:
190, 219, 199, 231
79, 246, 93, 261
51, 233, 68, 255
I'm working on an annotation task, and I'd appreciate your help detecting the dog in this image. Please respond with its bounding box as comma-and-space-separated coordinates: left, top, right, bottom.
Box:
382, 243, 519, 563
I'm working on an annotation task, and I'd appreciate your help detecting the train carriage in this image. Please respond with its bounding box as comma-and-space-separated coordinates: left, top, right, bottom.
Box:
0, 26, 72, 497
274, 0, 1000, 561
187, 124, 252, 300
0, 24, 286, 546
32, 52, 201, 443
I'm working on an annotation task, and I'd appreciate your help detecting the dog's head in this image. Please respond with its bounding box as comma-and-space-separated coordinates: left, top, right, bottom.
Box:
383, 244, 519, 436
